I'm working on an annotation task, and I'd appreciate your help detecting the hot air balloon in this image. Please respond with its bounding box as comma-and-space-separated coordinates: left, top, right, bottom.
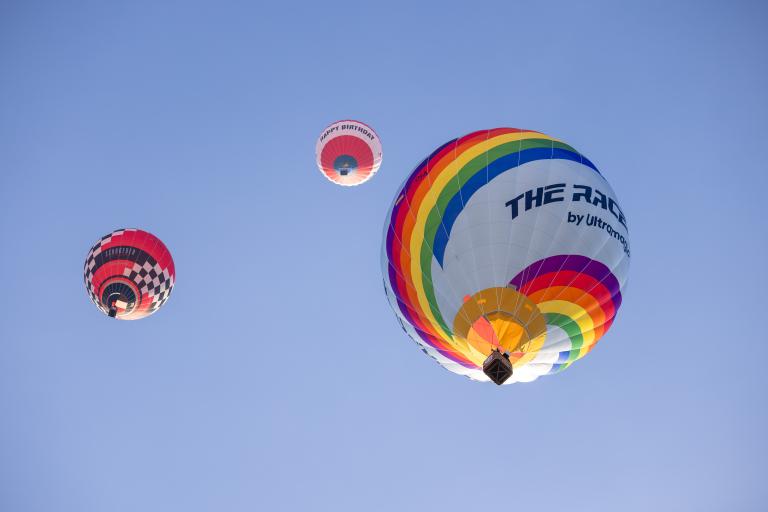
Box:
315, 120, 382, 186
381, 128, 630, 385
84, 228, 175, 320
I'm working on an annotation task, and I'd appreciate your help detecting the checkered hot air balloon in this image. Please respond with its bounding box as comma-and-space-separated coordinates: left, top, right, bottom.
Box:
84, 228, 175, 320
381, 128, 630, 385
315, 120, 382, 186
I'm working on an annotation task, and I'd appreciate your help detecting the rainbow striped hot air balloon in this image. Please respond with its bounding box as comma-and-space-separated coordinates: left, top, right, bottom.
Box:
381, 128, 630, 384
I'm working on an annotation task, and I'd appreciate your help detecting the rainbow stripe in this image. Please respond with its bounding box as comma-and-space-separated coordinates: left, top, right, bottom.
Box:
383, 128, 623, 373
509, 255, 622, 374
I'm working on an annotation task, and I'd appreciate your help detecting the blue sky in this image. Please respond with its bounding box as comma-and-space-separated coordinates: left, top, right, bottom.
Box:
1, 1, 766, 510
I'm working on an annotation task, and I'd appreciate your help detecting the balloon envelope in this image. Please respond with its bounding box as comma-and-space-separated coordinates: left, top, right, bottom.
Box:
316, 120, 382, 186
381, 128, 630, 384
84, 228, 175, 320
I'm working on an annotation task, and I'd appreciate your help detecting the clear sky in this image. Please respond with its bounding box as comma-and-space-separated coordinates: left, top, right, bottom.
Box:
1, 1, 766, 510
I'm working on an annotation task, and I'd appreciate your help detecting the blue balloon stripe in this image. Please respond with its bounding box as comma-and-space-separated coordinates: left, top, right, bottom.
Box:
433, 147, 595, 266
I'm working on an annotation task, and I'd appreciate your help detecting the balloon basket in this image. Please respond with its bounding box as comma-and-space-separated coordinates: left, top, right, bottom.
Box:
483, 350, 513, 385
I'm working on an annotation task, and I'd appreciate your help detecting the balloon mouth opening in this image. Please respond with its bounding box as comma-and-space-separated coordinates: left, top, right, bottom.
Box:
101, 280, 138, 318
452, 286, 548, 373
467, 312, 527, 353
333, 155, 358, 176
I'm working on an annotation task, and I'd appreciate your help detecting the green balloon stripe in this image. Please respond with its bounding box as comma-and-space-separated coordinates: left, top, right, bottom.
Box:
418, 138, 581, 339
545, 312, 584, 371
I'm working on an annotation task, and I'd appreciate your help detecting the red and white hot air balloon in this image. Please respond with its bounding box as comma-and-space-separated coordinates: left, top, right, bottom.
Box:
315, 120, 382, 186
84, 228, 175, 320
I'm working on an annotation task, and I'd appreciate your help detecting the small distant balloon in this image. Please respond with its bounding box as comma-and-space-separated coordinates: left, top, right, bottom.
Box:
315, 120, 382, 186
84, 228, 175, 320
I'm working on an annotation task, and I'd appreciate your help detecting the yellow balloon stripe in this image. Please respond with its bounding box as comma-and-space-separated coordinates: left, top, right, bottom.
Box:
528, 286, 607, 339
537, 300, 596, 355
408, 131, 557, 345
